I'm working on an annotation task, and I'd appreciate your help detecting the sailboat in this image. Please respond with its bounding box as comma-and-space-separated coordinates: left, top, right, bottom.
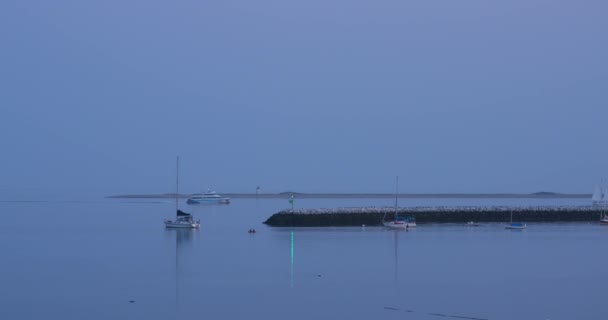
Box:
591, 180, 608, 218
592, 185, 603, 205
591, 181, 608, 224
600, 204, 608, 225
505, 211, 526, 230
600, 212, 608, 225
383, 176, 416, 229
164, 156, 200, 228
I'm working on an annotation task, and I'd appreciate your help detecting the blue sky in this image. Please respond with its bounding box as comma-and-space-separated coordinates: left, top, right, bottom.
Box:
1, 0, 607, 196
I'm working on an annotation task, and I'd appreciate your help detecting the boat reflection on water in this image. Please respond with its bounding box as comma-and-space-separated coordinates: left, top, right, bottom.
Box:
391, 227, 414, 291
165, 228, 197, 311
393, 230, 399, 284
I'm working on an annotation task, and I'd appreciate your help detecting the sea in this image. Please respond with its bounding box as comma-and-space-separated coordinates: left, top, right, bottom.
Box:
0, 196, 606, 320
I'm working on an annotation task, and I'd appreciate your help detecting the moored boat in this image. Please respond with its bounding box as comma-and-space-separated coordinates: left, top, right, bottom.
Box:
165, 157, 200, 229
505, 211, 526, 230
187, 190, 230, 204
592, 182, 608, 206
595, 182, 608, 224
600, 212, 608, 225
384, 216, 417, 229
383, 176, 416, 229
505, 222, 527, 230
165, 210, 200, 228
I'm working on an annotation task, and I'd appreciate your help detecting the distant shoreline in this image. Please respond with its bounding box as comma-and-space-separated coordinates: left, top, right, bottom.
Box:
106, 193, 590, 199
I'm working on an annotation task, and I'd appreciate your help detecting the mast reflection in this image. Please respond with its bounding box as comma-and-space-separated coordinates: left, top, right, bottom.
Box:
394, 230, 399, 283
166, 228, 196, 310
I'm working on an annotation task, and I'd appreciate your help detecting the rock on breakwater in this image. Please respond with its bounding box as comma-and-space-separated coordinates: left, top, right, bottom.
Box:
263, 206, 606, 227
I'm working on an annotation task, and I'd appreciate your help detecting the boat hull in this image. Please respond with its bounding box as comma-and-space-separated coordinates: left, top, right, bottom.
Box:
187, 198, 230, 205
164, 220, 200, 228
383, 221, 416, 229
506, 224, 527, 230
600, 219, 608, 224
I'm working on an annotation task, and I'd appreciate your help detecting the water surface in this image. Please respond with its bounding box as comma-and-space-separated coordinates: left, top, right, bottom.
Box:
0, 197, 605, 319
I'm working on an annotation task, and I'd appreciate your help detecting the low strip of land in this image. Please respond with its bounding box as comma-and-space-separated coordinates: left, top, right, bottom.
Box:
106, 193, 589, 199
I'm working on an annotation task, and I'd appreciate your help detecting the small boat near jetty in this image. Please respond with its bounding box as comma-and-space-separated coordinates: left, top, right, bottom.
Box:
505, 211, 526, 230
383, 176, 416, 229
384, 216, 416, 229
594, 182, 608, 224
592, 182, 608, 206
165, 157, 200, 229
187, 190, 230, 204
600, 212, 608, 225
465, 221, 480, 226
506, 222, 526, 230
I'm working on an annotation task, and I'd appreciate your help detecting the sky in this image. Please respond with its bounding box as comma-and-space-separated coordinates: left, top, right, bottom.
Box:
1, 0, 607, 196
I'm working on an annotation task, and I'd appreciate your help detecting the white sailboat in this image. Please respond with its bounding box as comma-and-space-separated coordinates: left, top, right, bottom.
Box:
592, 185, 603, 205
592, 181, 608, 207
505, 211, 526, 230
591, 181, 608, 224
383, 176, 416, 229
165, 156, 200, 229
600, 198, 608, 225
600, 212, 608, 225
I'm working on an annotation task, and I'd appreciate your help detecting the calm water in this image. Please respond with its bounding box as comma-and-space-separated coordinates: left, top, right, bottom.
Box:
0, 197, 606, 320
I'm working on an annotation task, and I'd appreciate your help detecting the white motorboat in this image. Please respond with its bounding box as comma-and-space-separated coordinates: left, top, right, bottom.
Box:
187, 190, 230, 204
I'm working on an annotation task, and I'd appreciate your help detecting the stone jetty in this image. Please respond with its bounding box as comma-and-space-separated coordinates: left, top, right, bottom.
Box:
263, 206, 606, 227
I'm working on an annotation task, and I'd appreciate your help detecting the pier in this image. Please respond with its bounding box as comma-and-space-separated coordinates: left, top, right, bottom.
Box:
263, 206, 606, 227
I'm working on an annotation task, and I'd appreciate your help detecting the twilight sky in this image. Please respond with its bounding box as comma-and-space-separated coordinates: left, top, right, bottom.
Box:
1, 0, 607, 196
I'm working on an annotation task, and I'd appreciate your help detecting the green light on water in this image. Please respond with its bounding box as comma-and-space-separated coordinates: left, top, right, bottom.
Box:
290, 230, 294, 287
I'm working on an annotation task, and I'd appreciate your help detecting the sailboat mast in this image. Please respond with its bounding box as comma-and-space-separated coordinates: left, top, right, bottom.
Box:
176, 156, 179, 213
394, 176, 399, 221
